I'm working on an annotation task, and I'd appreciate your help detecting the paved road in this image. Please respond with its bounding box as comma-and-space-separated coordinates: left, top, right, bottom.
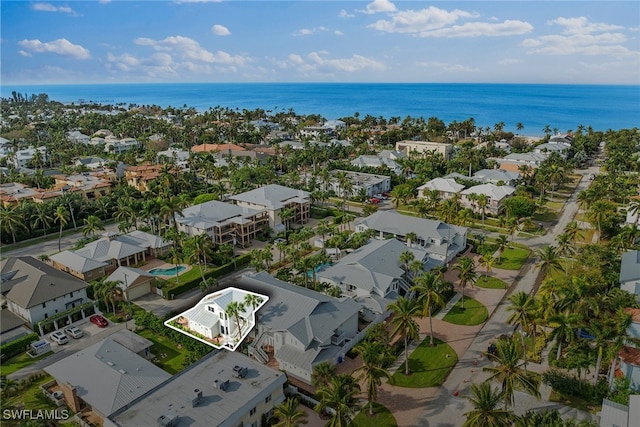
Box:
417, 165, 600, 427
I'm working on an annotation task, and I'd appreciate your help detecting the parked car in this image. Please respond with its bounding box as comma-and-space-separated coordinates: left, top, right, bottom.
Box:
64, 326, 84, 339
274, 238, 286, 244
50, 331, 69, 345
370, 197, 380, 204
90, 314, 109, 328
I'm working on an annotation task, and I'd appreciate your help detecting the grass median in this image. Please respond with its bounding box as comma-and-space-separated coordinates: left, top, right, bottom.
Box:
391, 338, 457, 388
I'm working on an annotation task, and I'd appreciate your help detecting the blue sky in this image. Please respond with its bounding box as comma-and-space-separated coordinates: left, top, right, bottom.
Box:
2, 1, 639, 85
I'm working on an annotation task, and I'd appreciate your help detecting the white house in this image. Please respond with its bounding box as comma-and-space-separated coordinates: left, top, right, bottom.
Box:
620, 250, 640, 299
165, 287, 268, 351
230, 184, 310, 233
350, 150, 406, 175
237, 271, 360, 384
13, 146, 47, 168
461, 183, 516, 215
329, 170, 391, 198
417, 177, 464, 200
104, 137, 140, 154
1, 257, 93, 332
66, 130, 91, 145
395, 140, 453, 159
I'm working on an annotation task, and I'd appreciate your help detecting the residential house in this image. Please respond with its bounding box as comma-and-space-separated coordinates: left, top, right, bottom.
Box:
66, 130, 91, 145
157, 147, 190, 167
230, 184, 310, 233
0, 182, 61, 207
599, 396, 640, 427
13, 146, 47, 168
472, 169, 521, 186
620, 250, 640, 299
74, 156, 109, 170
124, 164, 176, 192
395, 140, 454, 160
498, 152, 549, 172
316, 238, 430, 318
237, 271, 360, 384
534, 141, 571, 158
351, 150, 407, 175
106, 266, 156, 301
50, 231, 172, 279
45, 339, 171, 423
329, 170, 391, 198
108, 350, 286, 427
0, 309, 32, 345
176, 200, 269, 247
104, 136, 140, 154
1, 257, 93, 332
355, 210, 467, 265
461, 183, 516, 215
165, 287, 269, 351
417, 177, 464, 200
52, 172, 113, 200
625, 196, 639, 226
607, 308, 640, 393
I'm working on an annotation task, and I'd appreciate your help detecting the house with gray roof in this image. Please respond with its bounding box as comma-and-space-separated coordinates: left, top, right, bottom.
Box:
1, 257, 92, 330
417, 177, 464, 200
230, 184, 310, 233
354, 210, 467, 264
472, 169, 521, 186
176, 199, 269, 247
620, 250, 640, 299
50, 230, 171, 280
234, 271, 360, 384
106, 266, 156, 301
350, 150, 406, 175
461, 183, 516, 215
316, 238, 430, 318
329, 170, 391, 198
45, 338, 171, 423
108, 349, 286, 427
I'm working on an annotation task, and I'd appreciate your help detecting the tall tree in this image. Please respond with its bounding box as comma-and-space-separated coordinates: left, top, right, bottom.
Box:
82, 215, 105, 237
54, 205, 69, 251
454, 256, 477, 309
0, 204, 25, 245
535, 245, 564, 279
314, 374, 360, 427
273, 397, 308, 427
411, 272, 446, 346
389, 296, 421, 375
463, 382, 515, 427
311, 361, 336, 388
225, 300, 246, 341
353, 340, 393, 415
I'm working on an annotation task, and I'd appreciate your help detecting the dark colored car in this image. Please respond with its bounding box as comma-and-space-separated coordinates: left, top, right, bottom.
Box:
90, 314, 109, 328
487, 343, 497, 356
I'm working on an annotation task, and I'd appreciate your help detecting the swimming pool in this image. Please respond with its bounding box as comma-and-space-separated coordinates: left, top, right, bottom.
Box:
307, 262, 332, 277
149, 265, 186, 276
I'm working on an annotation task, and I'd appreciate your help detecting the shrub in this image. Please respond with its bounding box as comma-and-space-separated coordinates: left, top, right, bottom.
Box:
542, 369, 607, 404
1, 333, 39, 362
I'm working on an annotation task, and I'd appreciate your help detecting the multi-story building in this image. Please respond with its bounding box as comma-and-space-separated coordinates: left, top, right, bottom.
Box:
395, 140, 453, 159
329, 170, 391, 198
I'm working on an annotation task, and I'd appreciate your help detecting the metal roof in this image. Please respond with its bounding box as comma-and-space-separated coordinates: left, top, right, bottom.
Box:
229, 184, 310, 210
620, 250, 640, 283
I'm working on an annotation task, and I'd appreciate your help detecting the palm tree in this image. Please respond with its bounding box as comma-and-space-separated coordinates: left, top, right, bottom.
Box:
82, 215, 105, 237
547, 312, 581, 361
159, 195, 186, 234
454, 256, 477, 309
405, 231, 418, 247
534, 246, 564, 279
478, 254, 495, 278
353, 340, 393, 415
225, 300, 246, 340
495, 235, 509, 263
0, 204, 25, 245
483, 338, 541, 409
54, 205, 69, 251
314, 374, 360, 427
563, 221, 583, 245
32, 203, 52, 238
186, 234, 214, 284
199, 277, 218, 293
506, 291, 537, 369
244, 293, 263, 311
477, 194, 489, 225
399, 250, 415, 282
463, 382, 515, 427
312, 360, 336, 388
411, 272, 446, 346
169, 246, 182, 284
273, 397, 308, 427
389, 296, 421, 375
279, 207, 295, 241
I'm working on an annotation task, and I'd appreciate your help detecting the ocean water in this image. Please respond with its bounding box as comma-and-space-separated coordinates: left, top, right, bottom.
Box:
2, 83, 638, 136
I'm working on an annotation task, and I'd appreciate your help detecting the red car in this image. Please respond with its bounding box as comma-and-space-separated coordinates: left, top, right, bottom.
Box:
90, 314, 109, 328
370, 197, 380, 204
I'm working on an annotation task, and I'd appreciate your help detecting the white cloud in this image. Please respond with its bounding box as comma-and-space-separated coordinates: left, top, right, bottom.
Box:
334, 30, 344, 36
212, 24, 231, 36
368, 6, 476, 33
522, 16, 636, 57
361, 0, 397, 15
134, 35, 250, 66
18, 50, 32, 57
416, 61, 479, 73
498, 58, 521, 65
31, 2, 78, 16
18, 38, 90, 59
419, 20, 533, 38
293, 27, 329, 37
339, 9, 355, 18
278, 51, 385, 74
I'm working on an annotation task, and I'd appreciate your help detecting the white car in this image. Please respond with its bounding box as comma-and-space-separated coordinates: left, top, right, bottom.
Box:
50, 331, 69, 345
64, 326, 84, 339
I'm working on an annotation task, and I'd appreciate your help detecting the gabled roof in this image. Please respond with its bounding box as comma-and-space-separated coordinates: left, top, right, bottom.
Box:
177, 200, 264, 230
620, 250, 640, 283
461, 183, 516, 201
417, 177, 464, 194
44, 339, 170, 417
50, 251, 108, 273
473, 169, 520, 183
106, 266, 154, 290
76, 239, 143, 262
230, 184, 310, 210
238, 272, 360, 349
1, 257, 89, 308
355, 210, 466, 243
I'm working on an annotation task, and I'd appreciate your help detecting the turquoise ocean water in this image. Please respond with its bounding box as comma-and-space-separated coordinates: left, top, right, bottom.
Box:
2, 83, 638, 136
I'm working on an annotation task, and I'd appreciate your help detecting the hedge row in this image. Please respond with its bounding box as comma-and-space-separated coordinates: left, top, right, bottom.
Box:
1, 332, 39, 362
163, 253, 252, 298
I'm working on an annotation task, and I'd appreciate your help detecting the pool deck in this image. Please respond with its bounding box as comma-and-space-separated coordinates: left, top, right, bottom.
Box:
141, 259, 192, 278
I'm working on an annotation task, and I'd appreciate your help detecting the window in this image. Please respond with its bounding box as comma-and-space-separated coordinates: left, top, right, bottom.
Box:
70, 292, 74, 298
44, 313, 48, 319
265, 395, 271, 403
42, 302, 46, 308
249, 407, 256, 416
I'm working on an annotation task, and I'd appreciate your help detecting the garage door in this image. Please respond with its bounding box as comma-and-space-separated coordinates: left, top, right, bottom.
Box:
127, 283, 151, 300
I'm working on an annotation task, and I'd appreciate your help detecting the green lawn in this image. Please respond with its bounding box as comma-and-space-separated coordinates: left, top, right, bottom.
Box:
476, 275, 508, 289
137, 329, 187, 374
532, 210, 559, 223
0, 351, 53, 376
352, 403, 397, 427
442, 297, 488, 326
495, 247, 530, 270
545, 201, 565, 210
391, 338, 458, 388
1, 374, 58, 413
